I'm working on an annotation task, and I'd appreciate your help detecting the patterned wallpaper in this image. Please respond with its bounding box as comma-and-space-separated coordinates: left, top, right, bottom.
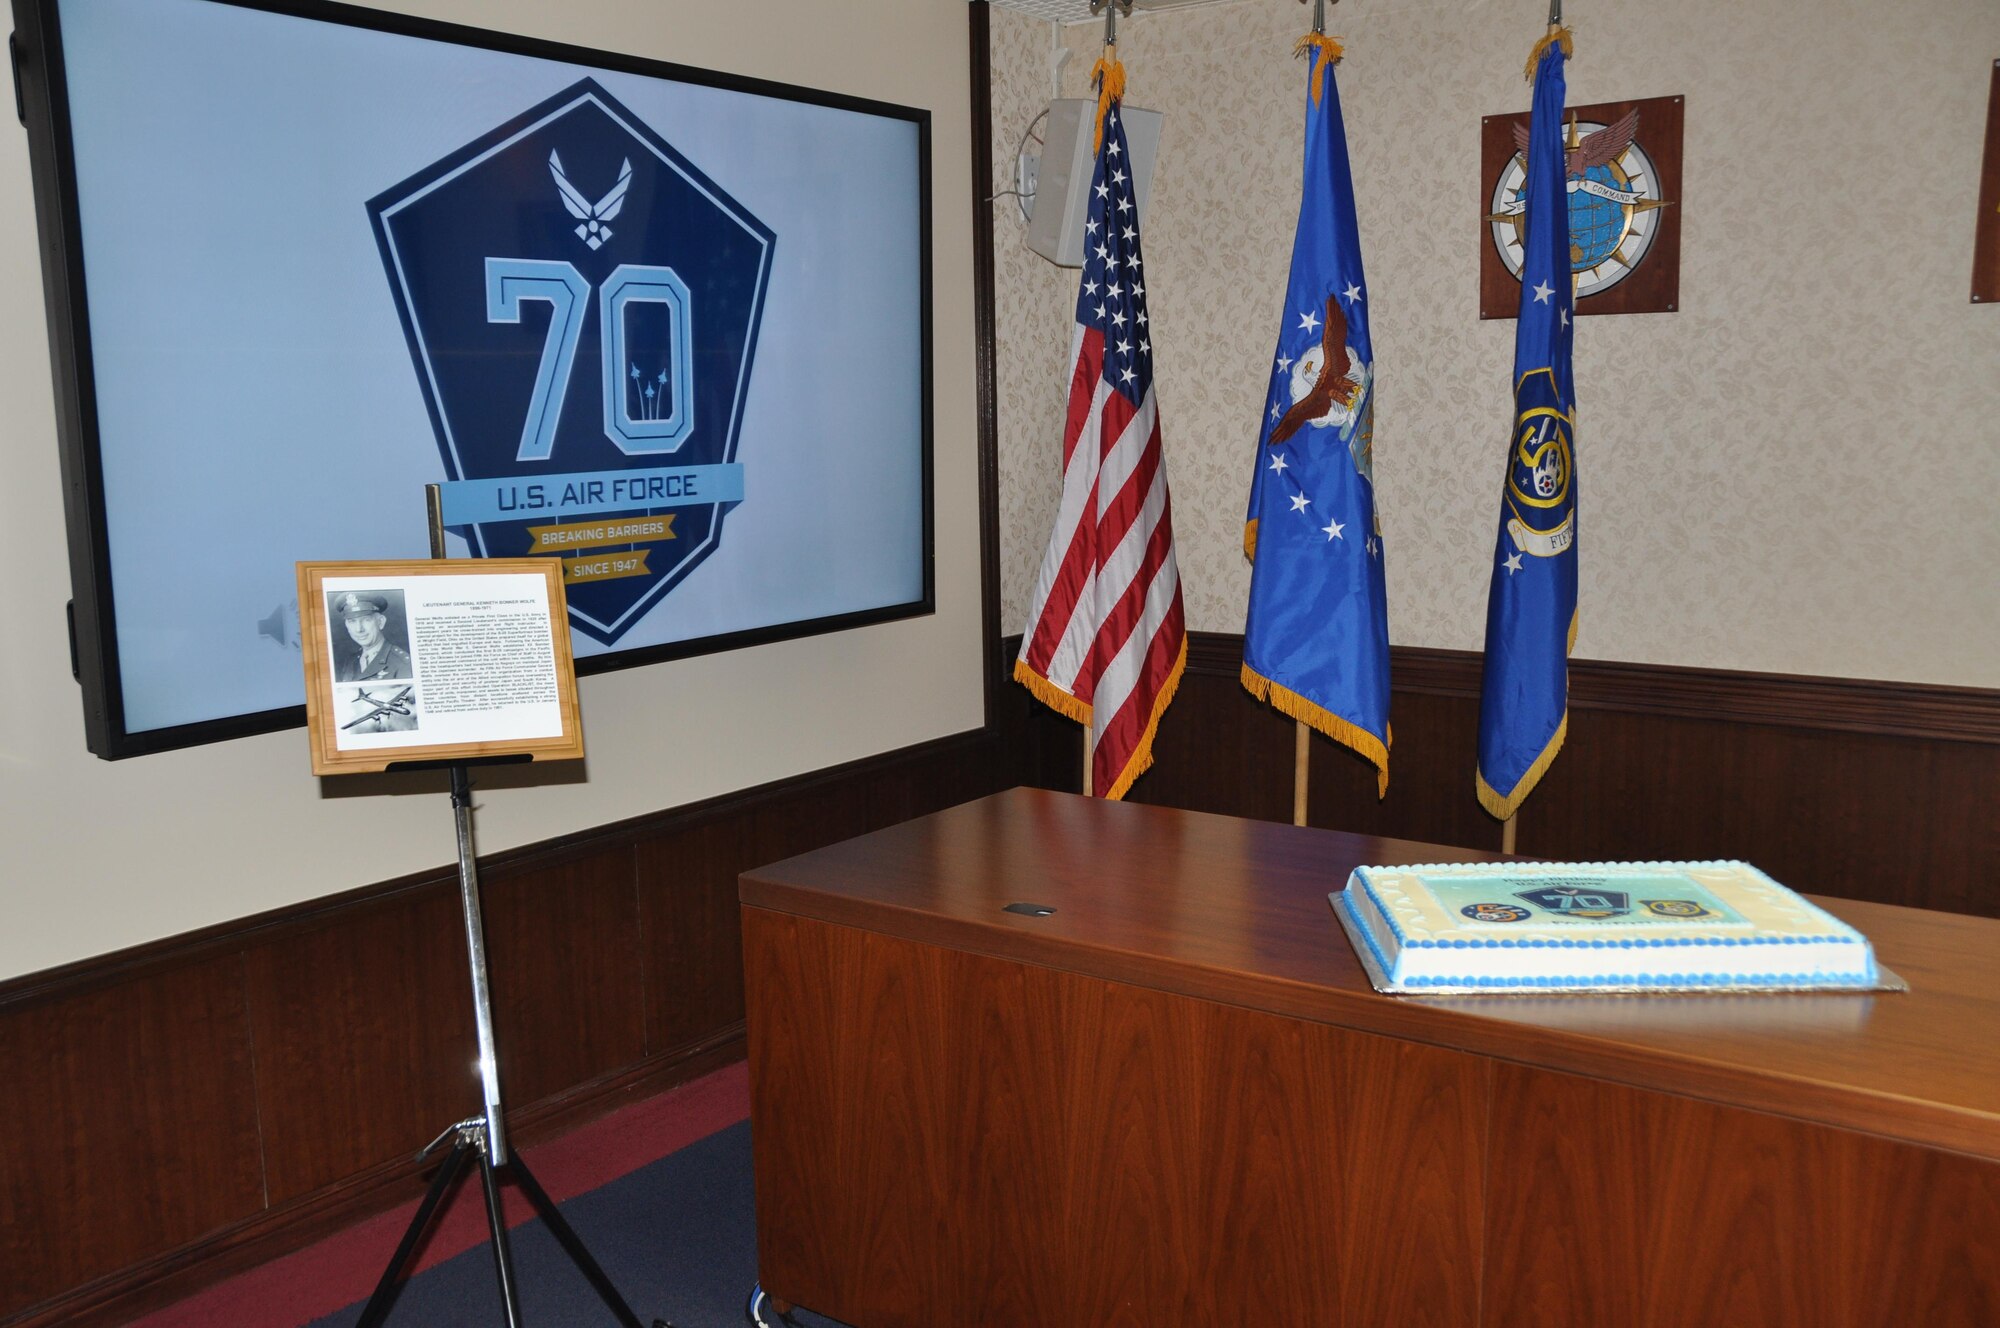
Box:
989, 0, 2000, 687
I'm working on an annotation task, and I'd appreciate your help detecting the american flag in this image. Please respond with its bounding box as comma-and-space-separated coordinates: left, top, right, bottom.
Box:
1014, 95, 1187, 800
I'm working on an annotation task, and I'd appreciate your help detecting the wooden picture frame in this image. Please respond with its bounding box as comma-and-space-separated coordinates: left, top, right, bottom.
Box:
1974, 60, 2000, 304
296, 559, 584, 775
1480, 94, 1685, 319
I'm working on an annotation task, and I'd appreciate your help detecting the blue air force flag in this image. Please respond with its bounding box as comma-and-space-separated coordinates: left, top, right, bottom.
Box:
1241, 37, 1390, 795
1477, 34, 1578, 820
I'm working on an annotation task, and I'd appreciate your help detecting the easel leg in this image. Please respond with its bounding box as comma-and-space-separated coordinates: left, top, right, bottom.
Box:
510, 1151, 645, 1328
356, 1137, 475, 1328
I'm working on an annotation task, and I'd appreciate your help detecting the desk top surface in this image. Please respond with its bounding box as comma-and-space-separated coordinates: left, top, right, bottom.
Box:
740, 788, 2000, 1162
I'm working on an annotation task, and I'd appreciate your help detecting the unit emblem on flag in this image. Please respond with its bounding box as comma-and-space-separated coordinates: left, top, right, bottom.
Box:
1516, 886, 1630, 919
1505, 369, 1574, 560
370, 79, 774, 644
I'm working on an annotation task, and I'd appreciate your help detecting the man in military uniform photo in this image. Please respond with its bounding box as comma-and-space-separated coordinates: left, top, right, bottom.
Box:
332, 591, 413, 682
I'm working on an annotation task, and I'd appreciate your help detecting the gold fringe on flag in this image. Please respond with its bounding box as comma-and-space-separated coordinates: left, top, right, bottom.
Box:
1242, 663, 1391, 798
1292, 32, 1345, 107
1090, 49, 1126, 151
1243, 517, 1259, 561
1476, 712, 1566, 820
1013, 657, 1093, 727
1102, 634, 1188, 800
1475, 606, 1578, 819
1523, 24, 1573, 82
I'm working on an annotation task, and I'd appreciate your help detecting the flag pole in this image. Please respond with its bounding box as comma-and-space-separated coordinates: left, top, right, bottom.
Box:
1505, 0, 1555, 854
1293, 721, 1309, 826
1082, 731, 1093, 797
1294, 0, 1329, 827
1089, 0, 1130, 49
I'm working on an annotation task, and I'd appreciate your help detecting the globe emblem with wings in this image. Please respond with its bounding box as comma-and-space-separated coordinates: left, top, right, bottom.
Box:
550, 150, 632, 250
1486, 108, 1671, 300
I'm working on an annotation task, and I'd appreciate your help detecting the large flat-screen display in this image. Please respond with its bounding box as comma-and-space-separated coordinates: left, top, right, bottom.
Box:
13, 0, 933, 758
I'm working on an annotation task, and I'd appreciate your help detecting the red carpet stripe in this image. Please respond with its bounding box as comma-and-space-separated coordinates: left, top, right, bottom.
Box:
127, 1062, 751, 1328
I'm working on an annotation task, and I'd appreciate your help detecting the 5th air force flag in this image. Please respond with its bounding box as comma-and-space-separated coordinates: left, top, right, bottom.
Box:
1477, 27, 1579, 821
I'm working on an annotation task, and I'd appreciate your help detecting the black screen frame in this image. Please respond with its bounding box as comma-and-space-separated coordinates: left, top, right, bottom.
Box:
10, 0, 935, 759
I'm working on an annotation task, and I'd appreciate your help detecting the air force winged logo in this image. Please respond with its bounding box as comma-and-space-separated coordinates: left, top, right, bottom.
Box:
368, 79, 774, 645
551, 152, 631, 250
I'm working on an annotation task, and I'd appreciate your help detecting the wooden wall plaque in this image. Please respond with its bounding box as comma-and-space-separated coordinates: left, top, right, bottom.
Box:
1974, 60, 2000, 304
1481, 94, 1684, 319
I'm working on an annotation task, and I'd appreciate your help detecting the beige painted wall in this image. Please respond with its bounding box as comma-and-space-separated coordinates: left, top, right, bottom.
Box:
0, 0, 983, 980
992, 0, 2000, 686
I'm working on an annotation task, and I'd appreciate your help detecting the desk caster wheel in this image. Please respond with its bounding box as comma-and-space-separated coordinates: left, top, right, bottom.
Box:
747, 1283, 801, 1326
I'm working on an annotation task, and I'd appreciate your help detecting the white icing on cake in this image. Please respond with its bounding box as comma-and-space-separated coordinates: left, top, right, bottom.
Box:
1338, 860, 1878, 992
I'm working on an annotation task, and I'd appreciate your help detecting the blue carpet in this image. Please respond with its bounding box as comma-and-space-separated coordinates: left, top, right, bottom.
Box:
308, 1122, 849, 1328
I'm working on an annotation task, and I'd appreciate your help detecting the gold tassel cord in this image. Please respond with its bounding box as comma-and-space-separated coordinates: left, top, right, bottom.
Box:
1292, 32, 1345, 106
1522, 23, 1573, 82
1090, 51, 1126, 151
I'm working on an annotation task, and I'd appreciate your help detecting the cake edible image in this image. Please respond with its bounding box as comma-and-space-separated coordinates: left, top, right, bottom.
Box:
1332, 861, 1904, 995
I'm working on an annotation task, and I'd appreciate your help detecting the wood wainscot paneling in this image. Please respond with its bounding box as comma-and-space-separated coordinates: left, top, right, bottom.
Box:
243, 884, 482, 1204
1000, 632, 2000, 919
0, 728, 1012, 1328
0, 956, 265, 1318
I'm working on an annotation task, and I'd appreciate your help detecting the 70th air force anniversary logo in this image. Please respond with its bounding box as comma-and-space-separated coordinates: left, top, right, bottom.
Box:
370, 79, 773, 645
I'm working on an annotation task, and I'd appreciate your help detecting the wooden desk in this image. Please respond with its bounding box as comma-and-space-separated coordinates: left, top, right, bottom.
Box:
741, 789, 2000, 1328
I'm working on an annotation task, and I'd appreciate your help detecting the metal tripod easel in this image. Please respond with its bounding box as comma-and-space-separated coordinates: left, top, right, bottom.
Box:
353, 489, 666, 1328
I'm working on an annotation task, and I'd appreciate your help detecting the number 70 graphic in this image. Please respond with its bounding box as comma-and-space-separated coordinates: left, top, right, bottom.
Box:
485, 257, 695, 462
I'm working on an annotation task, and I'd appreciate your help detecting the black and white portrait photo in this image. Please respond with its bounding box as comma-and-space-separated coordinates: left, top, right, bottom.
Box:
327, 589, 414, 683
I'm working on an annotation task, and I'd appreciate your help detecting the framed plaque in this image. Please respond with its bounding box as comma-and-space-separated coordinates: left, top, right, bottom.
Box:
297, 560, 585, 775
1480, 94, 1684, 319
1974, 60, 2000, 304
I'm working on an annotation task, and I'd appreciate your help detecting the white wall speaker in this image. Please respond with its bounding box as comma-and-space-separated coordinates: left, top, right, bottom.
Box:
1023, 98, 1163, 268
